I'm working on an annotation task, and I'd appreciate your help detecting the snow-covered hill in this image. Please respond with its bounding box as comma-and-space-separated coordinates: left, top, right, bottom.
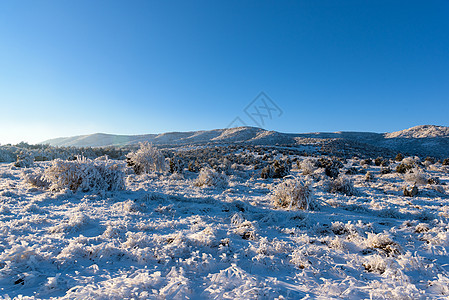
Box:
41, 127, 296, 147
41, 125, 449, 158
385, 125, 449, 139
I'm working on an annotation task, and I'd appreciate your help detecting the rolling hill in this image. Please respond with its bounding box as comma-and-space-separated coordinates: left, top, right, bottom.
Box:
41, 125, 449, 158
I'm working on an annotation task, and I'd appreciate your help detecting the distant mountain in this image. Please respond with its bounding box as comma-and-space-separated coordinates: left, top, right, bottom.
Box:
41, 127, 296, 148
385, 125, 449, 139
41, 125, 449, 158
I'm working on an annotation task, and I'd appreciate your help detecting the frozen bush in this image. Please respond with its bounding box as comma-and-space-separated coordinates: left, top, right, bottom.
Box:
315, 157, 341, 179
261, 159, 290, 179
43, 156, 125, 192
168, 156, 184, 174
381, 167, 391, 174
14, 151, 34, 168
424, 160, 433, 168
427, 177, 440, 185
327, 176, 358, 196
365, 171, 374, 182
374, 157, 383, 166
363, 255, 388, 274
395, 153, 404, 161
404, 168, 428, 185
23, 170, 50, 188
214, 159, 233, 175
396, 163, 413, 174
300, 158, 316, 175
365, 232, 400, 256
402, 156, 419, 167
194, 167, 228, 188
271, 178, 316, 210
345, 167, 359, 175
443, 158, 449, 166
0, 149, 15, 162
361, 158, 372, 166
403, 184, 418, 197
425, 157, 436, 164
126, 142, 166, 175
188, 160, 200, 172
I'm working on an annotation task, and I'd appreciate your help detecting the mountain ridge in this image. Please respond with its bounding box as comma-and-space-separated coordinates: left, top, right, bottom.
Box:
41, 125, 449, 158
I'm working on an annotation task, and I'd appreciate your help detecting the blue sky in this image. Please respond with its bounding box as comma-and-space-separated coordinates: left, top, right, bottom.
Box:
0, 0, 448, 144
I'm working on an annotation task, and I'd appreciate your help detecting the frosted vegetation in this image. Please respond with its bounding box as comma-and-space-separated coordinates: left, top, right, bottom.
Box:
1, 142, 449, 299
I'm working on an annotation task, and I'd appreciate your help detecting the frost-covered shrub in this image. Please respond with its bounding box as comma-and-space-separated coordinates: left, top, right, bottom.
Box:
396, 163, 413, 174
126, 142, 166, 175
188, 160, 200, 172
168, 156, 184, 174
425, 157, 436, 164
374, 157, 383, 166
213, 158, 232, 175
194, 167, 228, 188
300, 158, 316, 175
404, 168, 428, 185
0, 149, 15, 162
361, 158, 372, 166
23, 170, 49, 188
327, 176, 358, 196
380, 167, 391, 174
365, 232, 400, 256
271, 179, 316, 210
402, 156, 419, 167
395, 153, 404, 162
443, 158, 449, 166
403, 184, 418, 197
315, 157, 341, 179
261, 159, 290, 179
363, 255, 388, 274
345, 167, 359, 175
365, 171, 374, 182
427, 177, 440, 185
14, 151, 34, 168
43, 157, 125, 192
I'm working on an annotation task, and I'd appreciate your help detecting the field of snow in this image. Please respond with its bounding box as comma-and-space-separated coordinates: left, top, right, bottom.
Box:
1, 149, 449, 299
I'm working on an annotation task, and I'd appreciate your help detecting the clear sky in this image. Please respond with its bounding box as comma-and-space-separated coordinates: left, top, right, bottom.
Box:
0, 0, 448, 144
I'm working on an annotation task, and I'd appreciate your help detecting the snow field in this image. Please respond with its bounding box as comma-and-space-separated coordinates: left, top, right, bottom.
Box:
0, 153, 449, 299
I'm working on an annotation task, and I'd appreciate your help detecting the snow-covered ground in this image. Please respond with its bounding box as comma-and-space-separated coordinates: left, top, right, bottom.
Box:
1, 153, 449, 299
